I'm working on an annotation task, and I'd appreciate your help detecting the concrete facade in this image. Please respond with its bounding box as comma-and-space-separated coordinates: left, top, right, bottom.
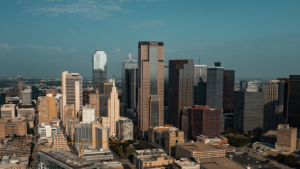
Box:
38, 94, 57, 124
117, 117, 133, 141
89, 90, 99, 121
106, 78, 119, 137
82, 106, 95, 123
0, 104, 16, 119
0, 118, 27, 138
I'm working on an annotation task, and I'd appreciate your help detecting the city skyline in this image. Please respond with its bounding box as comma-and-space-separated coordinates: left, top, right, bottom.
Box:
1, 1, 300, 79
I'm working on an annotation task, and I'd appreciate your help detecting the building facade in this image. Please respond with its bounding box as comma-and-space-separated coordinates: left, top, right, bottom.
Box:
223, 70, 235, 113
17, 75, 22, 102
21, 90, 32, 105
0, 104, 16, 119
206, 64, 224, 110
82, 106, 95, 123
89, 91, 100, 121
117, 117, 133, 141
38, 94, 57, 124
93, 50, 107, 94
106, 79, 119, 137
287, 75, 300, 128
138, 41, 164, 136
96, 127, 109, 150
168, 60, 194, 129
194, 65, 207, 106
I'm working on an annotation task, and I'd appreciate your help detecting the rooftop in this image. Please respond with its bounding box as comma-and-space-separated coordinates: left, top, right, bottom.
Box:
176, 142, 221, 152
200, 157, 243, 169
174, 160, 200, 167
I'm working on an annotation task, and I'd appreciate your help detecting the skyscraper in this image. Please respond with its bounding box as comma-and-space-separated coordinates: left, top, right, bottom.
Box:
38, 94, 57, 124
104, 81, 113, 104
21, 89, 32, 105
62, 71, 82, 114
276, 78, 289, 120
234, 91, 263, 132
93, 50, 107, 94
89, 90, 100, 121
194, 65, 207, 105
106, 78, 120, 137
262, 80, 284, 131
169, 60, 194, 128
206, 63, 224, 110
223, 70, 235, 113
138, 41, 164, 136
287, 75, 300, 128
17, 75, 22, 101
122, 52, 138, 110
164, 62, 169, 107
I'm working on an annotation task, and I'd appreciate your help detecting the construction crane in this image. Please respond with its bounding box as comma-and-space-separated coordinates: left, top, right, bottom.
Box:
68, 139, 127, 158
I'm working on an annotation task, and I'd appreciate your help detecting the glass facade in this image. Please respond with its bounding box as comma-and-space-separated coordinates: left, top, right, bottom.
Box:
122, 61, 138, 110
194, 65, 207, 105
223, 70, 235, 113
93, 50, 107, 94
287, 75, 300, 128
149, 47, 158, 95
206, 67, 224, 110
164, 62, 169, 107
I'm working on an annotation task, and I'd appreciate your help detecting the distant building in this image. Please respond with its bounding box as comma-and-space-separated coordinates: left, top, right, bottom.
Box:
82, 89, 95, 105
89, 90, 99, 121
148, 124, 184, 155
63, 104, 75, 126
96, 127, 109, 150
74, 123, 92, 146
276, 78, 289, 120
234, 91, 263, 133
196, 135, 228, 146
175, 142, 225, 160
17, 75, 22, 102
194, 65, 207, 106
0, 104, 16, 119
0, 92, 5, 105
206, 63, 223, 110
138, 41, 164, 136
94, 162, 124, 169
0, 118, 27, 138
38, 94, 57, 124
287, 75, 300, 128
104, 81, 113, 105
164, 62, 169, 107
275, 124, 297, 152
169, 60, 194, 129
119, 103, 127, 117
239, 80, 248, 91
133, 149, 173, 169
77, 147, 113, 162
117, 117, 133, 141
62, 71, 82, 115
93, 50, 107, 94
65, 117, 79, 135
0, 137, 31, 156
262, 80, 284, 131
91, 121, 103, 149
122, 52, 138, 111
106, 78, 119, 137
21, 89, 32, 105
82, 106, 95, 123
52, 134, 70, 152
38, 123, 57, 139
188, 105, 221, 139
17, 107, 34, 120
223, 70, 235, 113
0, 155, 29, 169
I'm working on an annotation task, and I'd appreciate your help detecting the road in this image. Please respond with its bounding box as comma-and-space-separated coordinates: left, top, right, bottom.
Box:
110, 148, 135, 169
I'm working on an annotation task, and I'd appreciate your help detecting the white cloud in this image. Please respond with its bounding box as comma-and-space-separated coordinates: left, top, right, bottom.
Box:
115, 47, 121, 52
0, 43, 76, 53
131, 21, 164, 29
166, 49, 174, 52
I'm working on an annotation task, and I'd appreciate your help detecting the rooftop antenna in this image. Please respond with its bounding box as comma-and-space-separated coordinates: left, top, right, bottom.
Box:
129, 51, 131, 59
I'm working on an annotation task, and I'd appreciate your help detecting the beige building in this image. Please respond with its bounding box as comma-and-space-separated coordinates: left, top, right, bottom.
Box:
181, 107, 189, 140
275, 124, 297, 152
173, 158, 200, 169
0, 138, 31, 156
46, 89, 56, 96
52, 134, 70, 152
138, 41, 164, 136
89, 90, 99, 121
0, 104, 16, 119
0, 118, 27, 138
92, 121, 103, 149
117, 117, 133, 141
61, 71, 82, 117
106, 78, 119, 137
0, 155, 29, 169
133, 149, 172, 169
17, 107, 34, 120
104, 81, 113, 104
175, 142, 226, 160
96, 127, 109, 150
148, 124, 184, 155
63, 104, 75, 126
65, 117, 79, 135
38, 94, 57, 124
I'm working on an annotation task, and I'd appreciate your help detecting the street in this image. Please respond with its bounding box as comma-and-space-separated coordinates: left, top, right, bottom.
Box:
110, 148, 135, 169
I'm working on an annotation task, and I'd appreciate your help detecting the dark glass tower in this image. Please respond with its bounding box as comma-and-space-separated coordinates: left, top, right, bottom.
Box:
194, 65, 207, 105
168, 60, 194, 129
276, 78, 289, 120
93, 50, 107, 94
223, 70, 235, 113
287, 75, 300, 128
122, 52, 138, 110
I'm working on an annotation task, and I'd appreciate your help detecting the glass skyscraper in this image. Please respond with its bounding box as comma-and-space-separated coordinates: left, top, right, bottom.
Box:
93, 50, 107, 94
287, 75, 300, 128
122, 52, 138, 111
194, 65, 207, 105
223, 70, 235, 113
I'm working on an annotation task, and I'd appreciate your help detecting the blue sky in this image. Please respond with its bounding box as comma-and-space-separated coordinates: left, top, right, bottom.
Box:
0, 0, 300, 79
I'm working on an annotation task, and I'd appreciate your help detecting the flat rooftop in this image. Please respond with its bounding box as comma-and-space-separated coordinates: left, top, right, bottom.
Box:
177, 142, 220, 152
200, 157, 244, 169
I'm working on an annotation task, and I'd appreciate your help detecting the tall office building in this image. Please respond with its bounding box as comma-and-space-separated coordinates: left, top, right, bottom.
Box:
104, 81, 113, 104
240, 80, 248, 91
64, 104, 75, 126
234, 91, 263, 132
62, 71, 82, 114
93, 50, 107, 94
168, 60, 194, 128
164, 62, 169, 107
17, 75, 22, 101
276, 78, 289, 119
194, 65, 207, 105
89, 91, 100, 121
38, 94, 57, 124
96, 127, 109, 150
206, 63, 224, 110
287, 75, 300, 128
223, 70, 235, 113
122, 52, 138, 110
82, 106, 95, 123
107, 78, 119, 137
74, 123, 92, 146
138, 41, 164, 136
262, 80, 284, 131
21, 89, 32, 105
91, 121, 103, 149
188, 105, 221, 139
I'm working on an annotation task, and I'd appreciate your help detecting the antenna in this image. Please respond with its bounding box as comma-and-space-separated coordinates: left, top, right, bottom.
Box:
129, 51, 131, 59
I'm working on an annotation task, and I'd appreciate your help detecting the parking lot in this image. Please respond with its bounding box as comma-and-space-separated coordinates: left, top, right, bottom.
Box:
227, 152, 265, 167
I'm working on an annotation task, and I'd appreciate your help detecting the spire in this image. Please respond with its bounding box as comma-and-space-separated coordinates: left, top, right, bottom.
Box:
113, 74, 115, 87
112, 74, 116, 93
129, 51, 131, 59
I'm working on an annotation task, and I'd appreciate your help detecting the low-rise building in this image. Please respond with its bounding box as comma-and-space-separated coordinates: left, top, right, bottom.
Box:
0, 104, 16, 119
148, 124, 184, 155
0, 138, 31, 156
196, 135, 228, 147
0, 117, 27, 138
82, 105, 95, 123
173, 158, 200, 169
0, 155, 29, 169
136, 156, 174, 169
133, 149, 167, 168
52, 134, 70, 152
76, 147, 113, 162
65, 117, 79, 135
17, 107, 34, 120
94, 162, 124, 169
175, 142, 225, 160
38, 123, 57, 139
117, 117, 133, 141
